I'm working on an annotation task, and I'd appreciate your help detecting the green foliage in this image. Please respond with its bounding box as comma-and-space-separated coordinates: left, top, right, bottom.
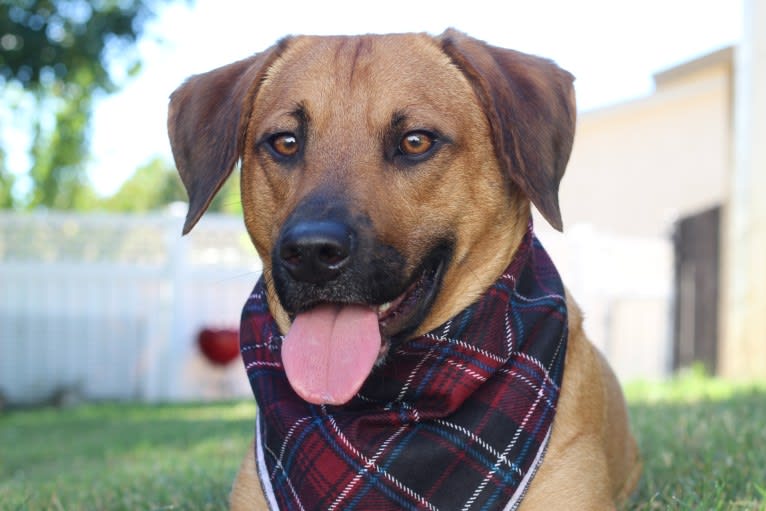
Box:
0, 0, 152, 91
101, 156, 186, 212
0, 147, 14, 208
27, 84, 93, 209
0, 0, 167, 210
101, 156, 243, 215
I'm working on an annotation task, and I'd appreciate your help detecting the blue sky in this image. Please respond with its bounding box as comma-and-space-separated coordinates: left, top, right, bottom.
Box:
4, 0, 744, 196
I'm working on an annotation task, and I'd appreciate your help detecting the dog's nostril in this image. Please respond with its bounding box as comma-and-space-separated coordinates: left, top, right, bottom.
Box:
317, 244, 347, 266
280, 244, 303, 267
278, 221, 354, 283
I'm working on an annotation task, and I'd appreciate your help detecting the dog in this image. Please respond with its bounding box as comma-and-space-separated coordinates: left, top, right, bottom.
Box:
168, 29, 641, 510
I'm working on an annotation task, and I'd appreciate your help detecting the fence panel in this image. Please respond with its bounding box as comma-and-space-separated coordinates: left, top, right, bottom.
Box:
1, 211, 672, 404
0, 211, 261, 404
537, 223, 673, 380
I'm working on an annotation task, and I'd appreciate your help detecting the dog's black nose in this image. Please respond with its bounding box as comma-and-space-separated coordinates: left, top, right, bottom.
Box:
278, 220, 354, 283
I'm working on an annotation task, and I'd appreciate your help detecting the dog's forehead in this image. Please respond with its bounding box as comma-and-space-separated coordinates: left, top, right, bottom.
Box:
284, 33, 452, 74
253, 34, 477, 125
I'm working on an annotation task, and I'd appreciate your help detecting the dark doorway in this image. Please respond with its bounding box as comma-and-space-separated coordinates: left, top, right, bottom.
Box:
672, 205, 721, 373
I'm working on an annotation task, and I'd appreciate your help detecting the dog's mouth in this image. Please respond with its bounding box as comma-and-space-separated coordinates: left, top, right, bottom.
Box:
280, 249, 448, 406
376, 253, 446, 341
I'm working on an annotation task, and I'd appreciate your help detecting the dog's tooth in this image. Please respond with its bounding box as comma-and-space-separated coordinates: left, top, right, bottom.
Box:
378, 302, 392, 315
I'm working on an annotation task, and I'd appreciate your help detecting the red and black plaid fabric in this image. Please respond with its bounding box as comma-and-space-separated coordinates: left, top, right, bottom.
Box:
240, 225, 568, 511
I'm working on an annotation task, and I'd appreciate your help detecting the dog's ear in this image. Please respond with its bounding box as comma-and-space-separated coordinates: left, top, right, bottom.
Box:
167, 41, 287, 234
440, 29, 576, 231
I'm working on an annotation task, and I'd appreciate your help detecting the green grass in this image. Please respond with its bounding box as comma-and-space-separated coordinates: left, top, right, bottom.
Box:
624, 368, 766, 511
0, 401, 256, 510
1, 371, 764, 510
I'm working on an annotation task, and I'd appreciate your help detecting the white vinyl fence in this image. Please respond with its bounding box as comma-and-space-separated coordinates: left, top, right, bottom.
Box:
0, 208, 261, 404
0, 210, 672, 405
536, 222, 674, 381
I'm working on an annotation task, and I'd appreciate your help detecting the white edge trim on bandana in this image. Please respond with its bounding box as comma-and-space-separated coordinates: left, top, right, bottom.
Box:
256, 416, 281, 511
503, 426, 553, 511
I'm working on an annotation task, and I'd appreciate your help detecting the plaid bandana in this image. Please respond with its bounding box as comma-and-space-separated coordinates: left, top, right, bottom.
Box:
240, 225, 568, 511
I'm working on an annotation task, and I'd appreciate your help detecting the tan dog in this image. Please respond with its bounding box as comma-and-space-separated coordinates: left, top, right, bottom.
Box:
168, 30, 641, 510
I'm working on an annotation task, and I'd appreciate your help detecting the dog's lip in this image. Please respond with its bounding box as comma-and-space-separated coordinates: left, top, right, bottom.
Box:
375, 254, 446, 342
375, 279, 418, 321
283, 243, 451, 365
288, 254, 444, 346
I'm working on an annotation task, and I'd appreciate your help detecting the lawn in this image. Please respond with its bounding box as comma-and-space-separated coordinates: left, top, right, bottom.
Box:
1, 371, 764, 511
0, 401, 256, 510
623, 370, 766, 511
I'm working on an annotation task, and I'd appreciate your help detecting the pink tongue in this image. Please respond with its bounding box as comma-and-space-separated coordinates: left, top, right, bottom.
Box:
282, 304, 381, 405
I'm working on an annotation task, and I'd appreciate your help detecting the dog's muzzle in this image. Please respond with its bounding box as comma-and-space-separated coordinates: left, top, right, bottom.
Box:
271, 196, 409, 315
269, 196, 452, 404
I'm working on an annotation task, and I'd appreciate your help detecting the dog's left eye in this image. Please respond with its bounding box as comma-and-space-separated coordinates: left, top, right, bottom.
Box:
268, 133, 300, 158
398, 131, 436, 158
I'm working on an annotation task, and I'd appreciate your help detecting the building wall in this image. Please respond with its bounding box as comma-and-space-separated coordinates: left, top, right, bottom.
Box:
559, 54, 732, 238
719, 0, 766, 379
541, 48, 735, 379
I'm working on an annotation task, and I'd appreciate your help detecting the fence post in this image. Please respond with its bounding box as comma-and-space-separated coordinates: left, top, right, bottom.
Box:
164, 209, 191, 401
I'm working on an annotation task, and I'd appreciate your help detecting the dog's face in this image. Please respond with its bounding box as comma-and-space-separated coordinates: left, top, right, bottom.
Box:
168, 31, 575, 405
242, 34, 522, 340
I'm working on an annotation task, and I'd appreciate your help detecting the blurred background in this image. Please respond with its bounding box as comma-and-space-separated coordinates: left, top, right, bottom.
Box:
0, 0, 763, 407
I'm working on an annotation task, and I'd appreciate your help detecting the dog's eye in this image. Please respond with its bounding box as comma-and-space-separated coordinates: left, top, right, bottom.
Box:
268, 133, 300, 158
399, 131, 435, 157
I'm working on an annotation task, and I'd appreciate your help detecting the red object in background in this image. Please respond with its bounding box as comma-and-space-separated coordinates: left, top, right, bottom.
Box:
197, 328, 240, 366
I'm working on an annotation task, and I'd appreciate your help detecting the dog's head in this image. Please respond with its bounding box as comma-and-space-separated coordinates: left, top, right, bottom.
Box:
168, 30, 575, 405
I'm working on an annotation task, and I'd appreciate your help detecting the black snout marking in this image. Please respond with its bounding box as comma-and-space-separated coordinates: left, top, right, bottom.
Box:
272, 193, 409, 316
278, 220, 354, 284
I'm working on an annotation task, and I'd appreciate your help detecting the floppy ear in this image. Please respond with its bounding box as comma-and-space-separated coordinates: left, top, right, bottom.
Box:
167, 41, 287, 234
440, 29, 576, 231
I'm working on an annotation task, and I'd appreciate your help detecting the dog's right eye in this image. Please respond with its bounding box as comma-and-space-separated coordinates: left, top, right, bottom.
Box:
399, 131, 435, 157
267, 133, 300, 159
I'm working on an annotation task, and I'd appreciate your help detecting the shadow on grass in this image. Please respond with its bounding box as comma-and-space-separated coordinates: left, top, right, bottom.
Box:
626, 389, 766, 510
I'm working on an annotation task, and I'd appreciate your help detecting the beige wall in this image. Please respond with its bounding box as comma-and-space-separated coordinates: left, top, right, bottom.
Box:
719, 0, 766, 379
559, 52, 732, 238
541, 48, 735, 379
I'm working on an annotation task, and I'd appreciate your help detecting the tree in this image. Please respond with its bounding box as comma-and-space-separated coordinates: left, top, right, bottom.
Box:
102, 156, 242, 215
101, 157, 186, 212
0, 147, 14, 208
0, 0, 169, 210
